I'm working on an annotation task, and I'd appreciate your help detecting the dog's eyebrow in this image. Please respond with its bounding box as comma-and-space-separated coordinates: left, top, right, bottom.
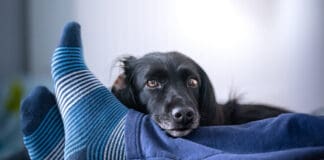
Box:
177, 64, 199, 78
145, 67, 168, 79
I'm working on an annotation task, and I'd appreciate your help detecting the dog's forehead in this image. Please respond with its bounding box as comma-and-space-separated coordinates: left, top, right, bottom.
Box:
130, 52, 201, 89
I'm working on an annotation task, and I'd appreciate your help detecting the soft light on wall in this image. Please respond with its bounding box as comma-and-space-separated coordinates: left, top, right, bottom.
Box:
26, 0, 324, 113
174, 0, 254, 49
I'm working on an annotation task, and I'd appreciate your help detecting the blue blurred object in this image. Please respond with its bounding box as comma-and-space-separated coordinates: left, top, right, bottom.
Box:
0, 80, 37, 159
0, 104, 25, 159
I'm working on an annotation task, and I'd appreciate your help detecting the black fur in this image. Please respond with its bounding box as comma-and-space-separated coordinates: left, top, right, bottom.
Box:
112, 51, 289, 137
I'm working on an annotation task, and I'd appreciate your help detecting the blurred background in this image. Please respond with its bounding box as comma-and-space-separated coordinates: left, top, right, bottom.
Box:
1, 0, 323, 159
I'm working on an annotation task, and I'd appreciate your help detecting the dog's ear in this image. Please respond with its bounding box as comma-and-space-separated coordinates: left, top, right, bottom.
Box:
112, 56, 145, 112
112, 73, 138, 107
198, 68, 225, 125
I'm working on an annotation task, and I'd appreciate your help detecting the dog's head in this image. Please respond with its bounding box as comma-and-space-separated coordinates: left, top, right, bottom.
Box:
112, 52, 220, 137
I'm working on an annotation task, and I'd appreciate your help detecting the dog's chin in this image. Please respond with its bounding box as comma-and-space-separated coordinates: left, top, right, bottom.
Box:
165, 128, 193, 137
152, 115, 199, 137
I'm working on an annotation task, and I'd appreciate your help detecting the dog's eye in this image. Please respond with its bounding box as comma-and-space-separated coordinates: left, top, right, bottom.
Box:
187, 78, 198, 88
146, 80, 161, 88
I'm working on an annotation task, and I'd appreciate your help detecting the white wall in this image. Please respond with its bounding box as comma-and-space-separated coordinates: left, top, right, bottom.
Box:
28, 0, 76, 79
25, 0, 77, 90
29, 0, 324, 113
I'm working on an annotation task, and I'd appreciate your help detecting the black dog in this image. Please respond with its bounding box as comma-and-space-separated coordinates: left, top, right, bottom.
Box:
112, 52, 289, 137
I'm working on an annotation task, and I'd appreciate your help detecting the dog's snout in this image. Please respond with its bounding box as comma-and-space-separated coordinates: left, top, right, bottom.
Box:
171, 107, 195, 124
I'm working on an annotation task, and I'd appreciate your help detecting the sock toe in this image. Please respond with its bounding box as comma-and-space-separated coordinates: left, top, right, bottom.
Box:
58, 21, 82, 47
20, 86, 57, 136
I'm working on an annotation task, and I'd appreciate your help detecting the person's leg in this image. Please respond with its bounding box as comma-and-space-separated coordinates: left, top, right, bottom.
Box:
20, 86, 64, 159
52, 22, 127, 159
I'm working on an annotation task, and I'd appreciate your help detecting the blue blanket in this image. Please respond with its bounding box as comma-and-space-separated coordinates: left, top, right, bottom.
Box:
125, 110, 324, 159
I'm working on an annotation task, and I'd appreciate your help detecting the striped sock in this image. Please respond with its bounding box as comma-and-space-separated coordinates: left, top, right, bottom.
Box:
20, 86, 64, 160
51, 22, 127, 159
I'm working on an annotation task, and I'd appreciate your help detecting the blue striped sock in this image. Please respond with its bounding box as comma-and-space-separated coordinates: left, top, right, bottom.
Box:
52, 22, 127, 159
20, 86, 64, 160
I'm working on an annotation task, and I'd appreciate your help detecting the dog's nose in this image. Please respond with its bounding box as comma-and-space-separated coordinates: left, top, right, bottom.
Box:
171, 107, 195, 124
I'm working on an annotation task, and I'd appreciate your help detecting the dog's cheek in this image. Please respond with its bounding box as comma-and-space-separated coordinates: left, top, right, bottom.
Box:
150, 114, 160, 124
147, 101, 163, 116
